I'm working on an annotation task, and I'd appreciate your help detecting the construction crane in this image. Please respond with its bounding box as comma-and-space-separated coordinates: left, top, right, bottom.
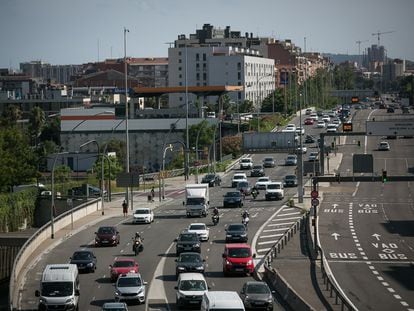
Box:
372, 30, 395, 46
356, 40, 369, 55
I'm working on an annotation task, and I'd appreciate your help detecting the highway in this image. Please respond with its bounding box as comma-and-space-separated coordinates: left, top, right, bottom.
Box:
318, 106, 414, 310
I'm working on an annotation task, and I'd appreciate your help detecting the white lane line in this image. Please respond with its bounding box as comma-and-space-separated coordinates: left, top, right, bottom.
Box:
272, 216, 302, 221
259, 233, 284, 239
268, 222, 295, 227
258, 240, 279, 245
256, 248, 271, 253
263, 228, 290, 232
264, 227, 290, 232
277, 212, 302, 217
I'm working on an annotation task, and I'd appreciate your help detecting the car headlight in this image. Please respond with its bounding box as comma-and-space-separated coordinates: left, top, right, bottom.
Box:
226, 234, 232, 238
226, 260, 232, 265
196, 266, 204, 270
247, 259, 253, 265
137, 287, 144, 295
87, 262, 94, 267
65, 297, 74, 304
112, 235, 117, 240
194, 243, 200, 248
115, 290, 121, 296
177, 267, 185, 271
241, 233, 247, 237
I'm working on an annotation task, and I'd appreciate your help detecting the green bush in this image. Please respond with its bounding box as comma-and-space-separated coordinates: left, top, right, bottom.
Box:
0, 189, 37, 232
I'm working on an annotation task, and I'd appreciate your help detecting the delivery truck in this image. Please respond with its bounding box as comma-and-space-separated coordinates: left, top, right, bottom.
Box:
183, 184, 209, 217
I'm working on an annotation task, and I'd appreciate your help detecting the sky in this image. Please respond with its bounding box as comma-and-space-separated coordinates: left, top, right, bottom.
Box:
1, 0, 413, 69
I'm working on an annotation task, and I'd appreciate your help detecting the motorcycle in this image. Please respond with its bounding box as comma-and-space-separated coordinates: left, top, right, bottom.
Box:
251, 190, 258, 199
132, 239, 144, 256
212, 214, 219, 226
242, 216, 249, 226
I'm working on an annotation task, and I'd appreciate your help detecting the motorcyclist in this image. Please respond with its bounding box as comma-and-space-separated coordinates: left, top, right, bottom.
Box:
212, 207, 219, 224
133, 232, 143, 253
134, 232, 142, 244
251, 186, 259, 198
242, 210, 249, 220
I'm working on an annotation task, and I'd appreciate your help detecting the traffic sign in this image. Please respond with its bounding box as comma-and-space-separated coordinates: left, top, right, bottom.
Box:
311, 198, 320, 206
343, 123, 353, 132
311, 190, 318, 199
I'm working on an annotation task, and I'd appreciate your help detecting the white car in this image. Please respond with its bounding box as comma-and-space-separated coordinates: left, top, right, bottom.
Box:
378, 141, 390, 151
310, 113, 318, 121
187, 223, 209, 241
296, 146, 307, 154
133, 208, 154, 224
317, 120, 326, 128
326, 124, 337, 133
322, 115, 330, 123
255, 176, 272, 190
295, 127, 305, 135
332, 119, 341, 127
308, 151, 319, 161
232, 173, 248, 187
176, 273, 208, 308
239, 157, 253, 170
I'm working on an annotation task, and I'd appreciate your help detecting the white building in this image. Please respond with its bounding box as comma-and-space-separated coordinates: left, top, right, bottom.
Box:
168, 45, 275, 110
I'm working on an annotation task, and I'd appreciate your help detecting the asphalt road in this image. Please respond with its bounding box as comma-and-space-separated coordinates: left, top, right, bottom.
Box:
318, 106, 414, 311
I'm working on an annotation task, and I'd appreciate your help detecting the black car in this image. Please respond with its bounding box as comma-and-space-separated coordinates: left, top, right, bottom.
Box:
223, 191, 243, 208
201, 173, 221, 187
250, 165, 265, 177
240, 281, 274, 311
95, 226, 120, 247
175, 232, 201, 256
283, 175, 298, 187
70, 250, 97, 273
175, 252, 206, 277
304, 135, 316, 144
225, 223, 248, 242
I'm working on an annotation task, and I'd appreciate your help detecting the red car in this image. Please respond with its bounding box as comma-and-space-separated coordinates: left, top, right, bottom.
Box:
222, 243, 255, 276
95, 226, 120, 247
109, 257, 139, 282
304, 118, 314, 125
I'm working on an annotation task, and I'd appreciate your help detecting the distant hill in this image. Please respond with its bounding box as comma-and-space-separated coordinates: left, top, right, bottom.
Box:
322, 53, 360, 65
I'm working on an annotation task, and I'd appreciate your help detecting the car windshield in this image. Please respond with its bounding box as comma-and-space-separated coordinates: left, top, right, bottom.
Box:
41, 282, 73, 297
228, 224, 245, 231
264, 158, 273, 162
241, 159, 251, 163
134, 210, 150, 215
246, 283, 271, 294
233, 175, 245, 180
98, 227, 114, 234
258, 178, 269, 182
225, 192, 241, 198
285, 176, 296, 180
237, 182, 248, 188
187, 198, 205, 205
113, 260, 134, 268
267, 184, 281, 189
179, 234, 198, 242
253, 165, 262, 169
117, 277, 142, 287
179, 254, 202, 263
72, 251, 92, 260
179, 280, 207, 291
287, 156, 296, 160
228, 248, 251, 258
189, 224, 206, 231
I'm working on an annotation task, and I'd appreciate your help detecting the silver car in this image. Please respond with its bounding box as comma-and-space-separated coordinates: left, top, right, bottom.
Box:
115, 273, 147, 304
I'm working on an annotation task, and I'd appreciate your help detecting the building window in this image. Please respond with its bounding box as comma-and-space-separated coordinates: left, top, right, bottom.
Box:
237, 62, 241, 70
178, 66, 182, 71
179, 74, 182, 78
196, 53, 199, 61
178, 51, 182, 56
238, 72, 241, 80
203, 63, 206, 70
196, 73, 200, 80
203, 73, 207, 80
179, 82, 182, 86
203, 53, 206, 61
178, 59, 182, 63
179, 97, 183, 101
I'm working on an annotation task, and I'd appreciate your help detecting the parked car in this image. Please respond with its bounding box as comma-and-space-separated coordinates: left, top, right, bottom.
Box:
133, 208, 154, 224
225, 223, 248, 243
70, 250, 97, 273
308, 151, 319, 162
186, 223, 210, 242
255, 177, 271, 190
231, 173, 248, 187
175, 252, 206, 277
378, 141, 390, 151
201, 173, 221, 187
240, 281, 274, 311
109, 258, 139, 282
175, 273, 209, 308
222, 243, 255, 276
285, 154, 297, 166
239, 157, 253, 170
176, 231, 201, 256
262, 157, 276, 168
250, 165, 265, 177
283, 175, 298, 187
114, 272, 147, 304
95, 226, 120, 247
223, 191, 243, 208
236, 181, 252, 196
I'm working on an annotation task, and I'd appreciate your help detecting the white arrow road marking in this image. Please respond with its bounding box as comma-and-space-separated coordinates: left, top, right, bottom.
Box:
332, 203, 338, 209
372, 233, 381, 241
332, 233, 341, 240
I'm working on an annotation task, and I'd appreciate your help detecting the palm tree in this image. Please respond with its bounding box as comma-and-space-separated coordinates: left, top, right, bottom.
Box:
29, 106, 46, 147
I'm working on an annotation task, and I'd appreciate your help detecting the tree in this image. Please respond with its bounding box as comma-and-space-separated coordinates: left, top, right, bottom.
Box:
1, 105, 22, 127
39, 116, 60, 146
29, 106, 46, 147
0, 127, 37, 191
92, 155, 123, 182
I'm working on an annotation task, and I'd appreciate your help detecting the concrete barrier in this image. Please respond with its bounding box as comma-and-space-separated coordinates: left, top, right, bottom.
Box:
9, 199, 101, 310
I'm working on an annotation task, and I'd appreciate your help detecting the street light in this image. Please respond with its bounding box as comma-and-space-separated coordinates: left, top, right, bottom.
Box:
51, 151, 68, 239
124, 27, 130, 209
195, 121, 209, 183
80, 140, 105, 215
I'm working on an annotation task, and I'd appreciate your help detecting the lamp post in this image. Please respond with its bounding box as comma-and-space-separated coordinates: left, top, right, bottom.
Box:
251, 73, 273, 132
195, 121, 209, 183
51, 151, 68, 239
80, 140, 105, 215
184, 44, 189, 181
124, 27, 130, 208
161, 144, 173, 199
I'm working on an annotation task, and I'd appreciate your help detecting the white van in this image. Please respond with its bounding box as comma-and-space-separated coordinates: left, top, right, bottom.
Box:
201, 291, 245, 311
35, 264, 80, 311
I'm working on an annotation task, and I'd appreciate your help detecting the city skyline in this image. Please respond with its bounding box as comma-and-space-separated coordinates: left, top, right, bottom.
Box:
1, 0, 413, 69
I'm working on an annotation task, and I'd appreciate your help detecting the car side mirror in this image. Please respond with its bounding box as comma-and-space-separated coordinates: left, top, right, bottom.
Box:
35, 290, 40, 297
253, 253, 256, 258
222, 253, 226, 258
174, 286, 178, 290
143, 281, 148, 285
